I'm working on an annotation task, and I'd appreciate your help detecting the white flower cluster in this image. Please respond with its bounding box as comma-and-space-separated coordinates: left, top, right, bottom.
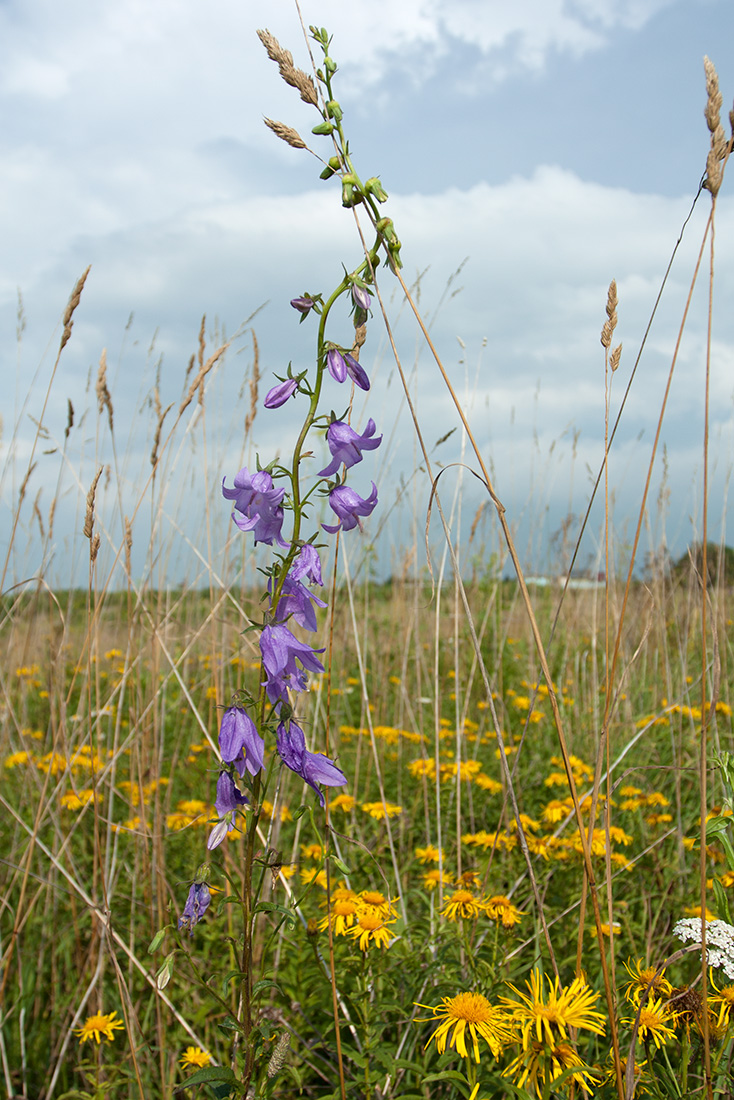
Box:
673, 917, 734, 979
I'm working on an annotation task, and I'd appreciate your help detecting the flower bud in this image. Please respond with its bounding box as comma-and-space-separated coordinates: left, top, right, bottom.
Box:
325, 100, 343, 122
312, 120, 334, 136
290, 296, 314, 314
324, 56, 337, 73
264, 379, 298, 409
365, 177, 388, 202
352, 284, 371, 311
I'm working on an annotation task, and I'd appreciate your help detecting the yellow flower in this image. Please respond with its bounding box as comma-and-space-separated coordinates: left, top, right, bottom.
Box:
300, 843, 323, 861
348, 909, 396, 951
4, 751, 33, 768
361, 801, 403, 819
329, 794, 356, 813
415, 845, 443, 864
501, 970, 606, 1050
60, 789, 99, 811
180, 1046, 212, 1068
318, 896, 359, 936
504, 1040, 599, 1096
709, 979, 734, 1028
624, 997, 677, 1049
74, 1010, 125, 1045
485, 895, 524, 928
300, 868, 327, 889
474, 773, 502, 793
441, 889, 487, 921
622, 958, 673, 1006
415, 991, 512, 1063
422, 869, 443, 891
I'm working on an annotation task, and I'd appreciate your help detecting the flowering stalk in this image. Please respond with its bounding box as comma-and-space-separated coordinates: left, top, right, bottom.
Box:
164, 26, 391, 1098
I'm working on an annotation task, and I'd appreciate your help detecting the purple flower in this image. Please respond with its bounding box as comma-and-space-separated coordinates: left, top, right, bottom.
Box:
214, 770, 249, 816
218, 707, 265, 776
322, 482, 378, 534
291, 296, 314, 314
264, 378, 298, 409
343, 353, 370, 391
178, 881, 211, 936
260, 624, 325, 704
269, 573, 327, 633
326, 347, 348, 383
276, 718, 347, 807
222, 467, 289, 548
290, 544, 323, 586
352, 284, 371, 311
319, 419, 382, 477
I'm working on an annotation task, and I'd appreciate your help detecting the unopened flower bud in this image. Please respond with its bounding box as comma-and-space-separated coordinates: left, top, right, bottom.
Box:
324, 56, 337, 73
290, 296, 314, 315
325, 100, 343, 122
264, 379, 298, 408
312, 120, 334, 136
365, 177, 388, 202
352, 284, 371, 311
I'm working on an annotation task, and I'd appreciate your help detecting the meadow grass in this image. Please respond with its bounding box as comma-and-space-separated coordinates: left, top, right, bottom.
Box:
2, 27, 734, 1100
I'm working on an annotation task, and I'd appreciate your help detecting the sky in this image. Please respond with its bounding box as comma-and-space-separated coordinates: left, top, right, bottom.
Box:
1, 0, 734, 588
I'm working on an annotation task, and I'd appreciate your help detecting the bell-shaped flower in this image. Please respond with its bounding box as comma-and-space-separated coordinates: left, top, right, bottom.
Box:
269, 573, 327, 633
290, 296, 314, 314
322, 482, 378, 534
290, 544, 323, 586
260, 624, 325, 704
178, 880, 211, 936
352, 284, 371, 311
319, 419, 382, 477
207, 772, 249, 850
222, 467, 289, 548
343, 353, 370, 391
276, 718, 347, 807
264, 378, 298, 409
218, 707, 264, 776
326, 347, 348, 383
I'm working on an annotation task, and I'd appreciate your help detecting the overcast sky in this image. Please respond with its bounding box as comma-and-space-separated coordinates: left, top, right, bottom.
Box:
2, 0, 734, 588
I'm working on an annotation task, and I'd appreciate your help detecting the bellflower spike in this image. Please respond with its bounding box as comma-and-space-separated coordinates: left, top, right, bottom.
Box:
218, 707, 265, 776
178, 881, 211, 936
343, 352, 370, 391
323, 482, 378, 534
269, 573, 327, 633
290, 544, 323, 586
352, 284, 371, 311
264, 378, 298, 409
260, 624, 325, 704
222, 467, 289, 548
290, 296, 314, 314
319, 419, 382, 477
326, 347, 348, 383
276, 718, 347, 807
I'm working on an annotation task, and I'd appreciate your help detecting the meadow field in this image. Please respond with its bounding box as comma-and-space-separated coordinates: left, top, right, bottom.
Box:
2, 24, 734, 1100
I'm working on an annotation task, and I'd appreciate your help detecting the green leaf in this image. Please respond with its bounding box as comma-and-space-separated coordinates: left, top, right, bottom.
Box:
421, 1070, 468, 1086
179, 1066, 238, 1089
217, 1015, 245, 1035
253, 978, 283, 998
714, 877, 733, 923
254, 902, 297, 929
221, 969, 248, 994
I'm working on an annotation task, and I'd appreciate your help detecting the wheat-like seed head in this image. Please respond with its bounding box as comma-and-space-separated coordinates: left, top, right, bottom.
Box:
83, 467, 103, 540
601, 280, 618, 348
703, 56, 727, 196
610, 343, 622, 373
96, 349, 114, 432
264, 118, 307, 150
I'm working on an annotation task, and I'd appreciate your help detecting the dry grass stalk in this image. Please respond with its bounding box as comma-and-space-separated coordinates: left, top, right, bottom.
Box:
601, 279, 618, 348
124, 517, 133, 578
90, 532, 101, 563
703, 56, 728, 196
257, 28, 318, 106
60, 265, 91, 352
18, 461, 37, 507
179, 343, 230, 416
245, 331, 260, 437
64, 399, 75, 441
96, 348, 114, 432
48, 498, 56, 541
264, 118, 307, 150
82, 466, 103, 539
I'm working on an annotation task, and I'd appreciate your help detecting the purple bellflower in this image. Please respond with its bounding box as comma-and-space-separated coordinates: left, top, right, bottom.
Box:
269, 573, 327, 633
326, 347, 348, 383
318, 419, 382, 477
352, 284, 371, 311
260, 623, 326, 704
291, 296, 314, 314
343, 353, 370, 391
222, 467, 289, 548
218, 707, 265, 776
207, 771, 249, 850
276, 718, 347, 807
290, 544, 323, 586
179, 880, 212, 936
323, 482, 378, 534
264, 378, 298, 409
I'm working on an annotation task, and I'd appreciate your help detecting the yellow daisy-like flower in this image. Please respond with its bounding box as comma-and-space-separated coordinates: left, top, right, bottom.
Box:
329, 793, 356, 813
300, 843, 323, 861
348, 909, 396, 951
415, 845, 443, 864
4, 751, 32, 769
300, 867, 327, 889
501, 970, 606, 1050
622, 958, 673, 1006
361, 801, 403, 819
485, 895, 524, 928
422, 869, 444, 891
318, 896, 359, 936
624, 997, 677, 1049
180, 1046, 212, 1068
505, 1039, 599, 1096
74, 1010, 125, 1045
60, 789, 99, 811
474, 773, 502, 793
415, 991, 512, 1063
441, 889, 487, 922
709, 980, 734, 1028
